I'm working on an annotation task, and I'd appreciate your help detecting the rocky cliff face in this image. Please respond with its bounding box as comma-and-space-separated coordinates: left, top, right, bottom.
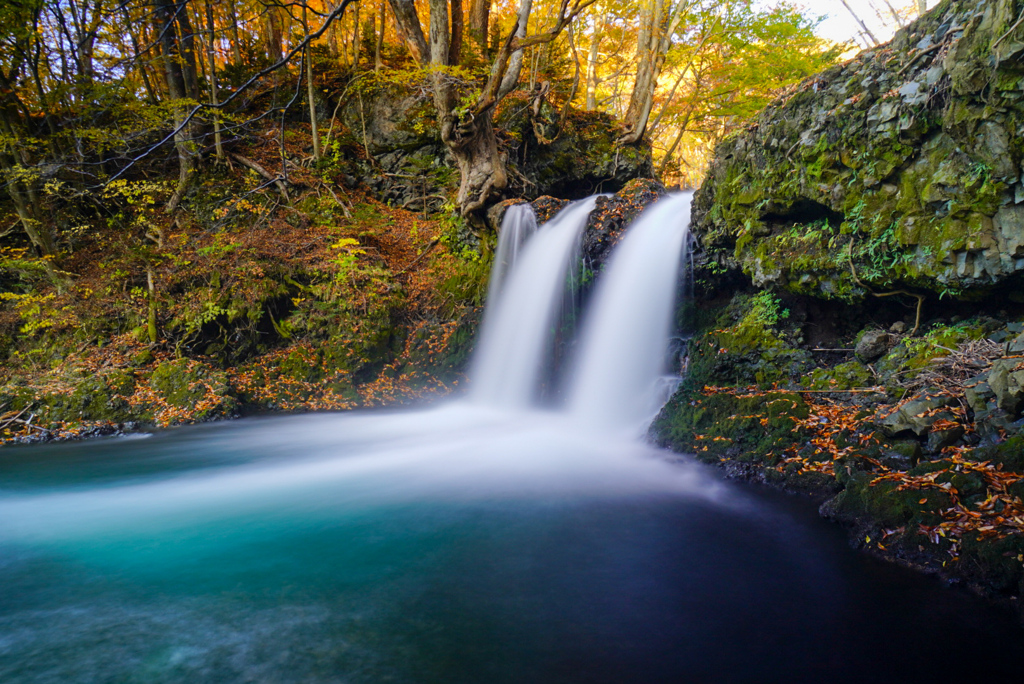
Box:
694, 0, 1024, 300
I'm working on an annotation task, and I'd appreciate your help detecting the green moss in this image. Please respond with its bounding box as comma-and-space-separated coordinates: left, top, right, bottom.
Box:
653, 387, 809, 465
33, 371, 139, 424
149, 359, 238, 420
683, 293, 811, 387
975, 435, 1024, 472
803, 360, 873, 390
832, 471, 949, 528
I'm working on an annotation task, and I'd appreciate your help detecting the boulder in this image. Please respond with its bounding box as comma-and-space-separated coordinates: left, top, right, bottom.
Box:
855, 329, 893, 362
988, 358, 1024, 416
880, 393, 954, 438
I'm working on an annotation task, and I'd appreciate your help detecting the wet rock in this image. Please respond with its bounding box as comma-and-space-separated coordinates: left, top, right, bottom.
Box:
856, 330, 893, 362
964, 374, 995, 413
487, 198, 531, 231
927, 424, 965, 453
580, 179, 667, 269
530, 195, 570, 223
888, 439, 924, 466
1006, 331, 1024, 355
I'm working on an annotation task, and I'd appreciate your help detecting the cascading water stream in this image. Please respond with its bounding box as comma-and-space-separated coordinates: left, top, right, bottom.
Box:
486, 203, 537, 294
566, 193, 693, 433
468, 196, 598, 408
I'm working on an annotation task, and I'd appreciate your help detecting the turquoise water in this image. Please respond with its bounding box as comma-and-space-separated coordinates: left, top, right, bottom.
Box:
1, 408, 1023, 683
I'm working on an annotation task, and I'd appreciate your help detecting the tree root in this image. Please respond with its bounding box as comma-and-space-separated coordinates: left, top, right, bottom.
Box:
847, 238, 925, 335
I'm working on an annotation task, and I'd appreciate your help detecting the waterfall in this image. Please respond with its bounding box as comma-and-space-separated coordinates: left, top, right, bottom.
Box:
566, 193, 693, 432
468, 196, 598, 408
487, 203, 537, 294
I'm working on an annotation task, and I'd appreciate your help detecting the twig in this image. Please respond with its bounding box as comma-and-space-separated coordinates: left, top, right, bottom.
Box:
394, 238, 441, 276
322, 183, 352, 219
994, 15, 1024, 50
895, 43, 942, 76
797, 388, 888, 394
0, 407, 30, 430
401, 194, 449, 210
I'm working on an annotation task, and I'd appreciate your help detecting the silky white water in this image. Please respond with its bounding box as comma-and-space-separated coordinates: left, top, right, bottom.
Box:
0, 192, 700, 547
567, 193, 693, 432
469, 196, 598, 407
487, 203, 537, 293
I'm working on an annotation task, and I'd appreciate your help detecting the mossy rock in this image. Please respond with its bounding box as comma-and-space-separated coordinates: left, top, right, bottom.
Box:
148, 359, 238, 421
825, 471, 949, 529
975, 434, 1024, 471
692, 0, 1024, 300
803, 360, 873, 390
956, 532, 1024, 594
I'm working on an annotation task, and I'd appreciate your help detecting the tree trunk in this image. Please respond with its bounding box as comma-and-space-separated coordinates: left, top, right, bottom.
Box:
560, 21, 580, 127
176, 0, 202, 100
656, 110, 691, 178
1, 157, 55, 256
497, 0, 531, 99
227, 0, 242, 64
620, 0, 689, 144
447, 114, 507, 220
205, 0, 224, 160
468, 0, 489, 57
156, 0, 195, 212
353, 2, 362, 64
449, 0, 464, 65
918, 1, 927, 16
375, 1, 386, 70
584, 11, 605, 110
388, 0, 428, 63
429, 0, 452, 116
265, 2, 285, 62
304, 2, 321, 161
123, 5, 158, 102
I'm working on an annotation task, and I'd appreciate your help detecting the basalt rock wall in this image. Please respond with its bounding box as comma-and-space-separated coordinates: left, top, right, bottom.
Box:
694, 0, 1024, 300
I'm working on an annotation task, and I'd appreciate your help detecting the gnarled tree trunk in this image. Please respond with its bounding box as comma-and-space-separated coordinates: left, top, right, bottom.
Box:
445, 114, 507, 218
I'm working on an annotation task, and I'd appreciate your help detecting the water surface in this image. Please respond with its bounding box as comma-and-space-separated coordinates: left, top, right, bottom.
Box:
1, 408, 1022, 683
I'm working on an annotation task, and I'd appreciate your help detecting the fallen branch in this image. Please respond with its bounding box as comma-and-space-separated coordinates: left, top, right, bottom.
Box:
320, 182, 352, 219
230, 153, 291, 203
895, 42, 942, 77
